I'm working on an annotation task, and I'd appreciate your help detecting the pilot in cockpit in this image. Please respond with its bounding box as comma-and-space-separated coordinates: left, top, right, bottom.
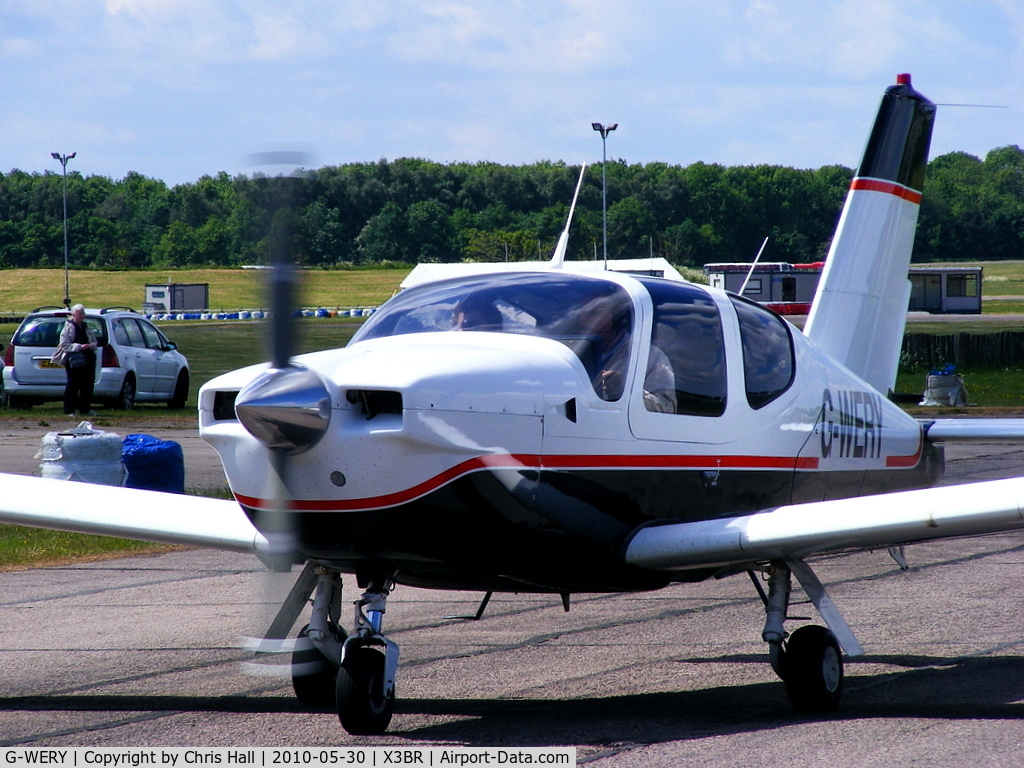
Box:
588, 297, 676, 413
451, 295, 503, 332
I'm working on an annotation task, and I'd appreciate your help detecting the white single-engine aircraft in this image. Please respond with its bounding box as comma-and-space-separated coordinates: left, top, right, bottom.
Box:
4, 74, 1024, 735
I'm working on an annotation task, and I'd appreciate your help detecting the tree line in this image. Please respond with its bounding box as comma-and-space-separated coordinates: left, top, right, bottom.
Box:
1, 145, 1022, 270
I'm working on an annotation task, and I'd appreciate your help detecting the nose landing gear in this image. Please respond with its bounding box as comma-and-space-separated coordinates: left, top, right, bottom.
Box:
273, 565, 398, 735
336, 583, 399, 735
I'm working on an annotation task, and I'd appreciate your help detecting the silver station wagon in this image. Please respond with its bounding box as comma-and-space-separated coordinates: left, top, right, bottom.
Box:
3, 306, 190, 409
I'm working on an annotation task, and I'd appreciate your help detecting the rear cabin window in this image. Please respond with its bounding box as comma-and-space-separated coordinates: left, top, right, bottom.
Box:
729, 295, 794, 409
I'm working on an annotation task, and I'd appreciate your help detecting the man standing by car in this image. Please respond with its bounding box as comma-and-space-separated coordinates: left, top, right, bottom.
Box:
52, 303, 98, 416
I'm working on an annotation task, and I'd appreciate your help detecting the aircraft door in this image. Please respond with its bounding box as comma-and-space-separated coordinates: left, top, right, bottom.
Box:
628, 281, 737, 445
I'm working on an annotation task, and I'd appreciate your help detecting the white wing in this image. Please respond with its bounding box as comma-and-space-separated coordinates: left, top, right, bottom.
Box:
624, 476, 1024, 571
0, 474, 268, 554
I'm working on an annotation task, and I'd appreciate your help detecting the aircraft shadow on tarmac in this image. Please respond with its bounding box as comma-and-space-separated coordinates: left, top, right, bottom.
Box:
397, 654, 1024, 745
1, 654, 1021, 746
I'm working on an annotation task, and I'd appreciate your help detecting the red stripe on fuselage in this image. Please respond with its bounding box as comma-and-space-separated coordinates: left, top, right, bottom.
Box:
885, 432, 924, 467
850, 177, 922, 204
234, 452, 826, 512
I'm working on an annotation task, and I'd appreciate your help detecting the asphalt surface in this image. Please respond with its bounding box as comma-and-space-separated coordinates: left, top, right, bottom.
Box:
0, 434, 1022, 764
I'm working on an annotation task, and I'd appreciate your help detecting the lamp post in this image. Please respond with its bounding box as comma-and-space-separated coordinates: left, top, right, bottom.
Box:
51, 151, 76, 308
591, 122, 617, 267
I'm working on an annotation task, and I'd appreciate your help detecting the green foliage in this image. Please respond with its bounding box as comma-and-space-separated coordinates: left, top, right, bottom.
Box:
3, 146, 1024, 272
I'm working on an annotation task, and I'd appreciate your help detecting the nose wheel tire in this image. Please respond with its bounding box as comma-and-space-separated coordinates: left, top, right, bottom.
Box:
336, 645, 394, 735
782, 625, 843, 712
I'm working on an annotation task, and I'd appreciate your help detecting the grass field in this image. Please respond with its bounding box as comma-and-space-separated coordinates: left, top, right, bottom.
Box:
0, 528, 179, 571
0, 266, 411, 318
3, 261, 1023, 408
3, 261, 1024, 410
0, 259, 1020, 313
895, 367, 1024, 409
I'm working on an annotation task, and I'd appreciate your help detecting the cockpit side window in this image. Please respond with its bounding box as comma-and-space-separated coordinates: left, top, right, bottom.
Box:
578, 292, 633, 402
641, 279, 727, 417
728, 295, 795, 409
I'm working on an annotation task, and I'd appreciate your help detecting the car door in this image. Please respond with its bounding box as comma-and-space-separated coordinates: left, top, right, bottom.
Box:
117, 318, 154, 395
137, 319, 178, 397
14, 316, 70, 386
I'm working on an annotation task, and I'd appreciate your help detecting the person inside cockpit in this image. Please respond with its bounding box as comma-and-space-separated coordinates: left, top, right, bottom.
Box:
640, 346, 676, 413
587, 297, 676, 412
451, 295, 503, 331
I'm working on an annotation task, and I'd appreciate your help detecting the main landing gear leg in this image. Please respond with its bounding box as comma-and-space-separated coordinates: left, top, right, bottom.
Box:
336, 578, 399, 735
758, 559, 862, 713
291, 567, 346, 708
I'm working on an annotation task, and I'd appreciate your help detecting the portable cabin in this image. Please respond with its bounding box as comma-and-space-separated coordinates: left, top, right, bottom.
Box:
703, 262, 822, 314
703, 263, 982, 314
907, 266, 982, 313
143, 282, 210, 313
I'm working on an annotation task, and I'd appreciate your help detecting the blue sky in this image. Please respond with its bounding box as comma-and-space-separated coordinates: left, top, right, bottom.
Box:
3, 0, 1023, 186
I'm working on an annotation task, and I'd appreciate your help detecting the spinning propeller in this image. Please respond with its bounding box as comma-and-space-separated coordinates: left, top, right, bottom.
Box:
231, 159, 335, 687
233, 156, 402, 733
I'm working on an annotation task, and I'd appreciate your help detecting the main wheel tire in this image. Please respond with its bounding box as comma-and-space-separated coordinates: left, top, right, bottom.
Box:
291, 624, 340, 708
336, 645, 394, 735
782, 625, 843, 712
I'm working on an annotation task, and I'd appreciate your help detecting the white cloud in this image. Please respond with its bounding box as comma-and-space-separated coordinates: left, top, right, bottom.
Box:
3, 36, 34, 55
2, 0, 1023, 183
377, 1, 638, 75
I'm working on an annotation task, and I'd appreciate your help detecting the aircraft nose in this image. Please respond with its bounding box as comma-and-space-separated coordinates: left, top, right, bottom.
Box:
234, 364, 331, 454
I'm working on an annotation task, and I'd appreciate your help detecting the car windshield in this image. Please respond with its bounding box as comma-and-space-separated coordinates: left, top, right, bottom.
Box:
12, 315, 107, 347
352, 272, 634, 400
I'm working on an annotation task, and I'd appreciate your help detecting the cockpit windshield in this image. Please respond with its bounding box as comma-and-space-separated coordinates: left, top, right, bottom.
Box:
352, 272, 635, 401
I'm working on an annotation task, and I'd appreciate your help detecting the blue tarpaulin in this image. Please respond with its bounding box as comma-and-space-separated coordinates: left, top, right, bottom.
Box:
122, 434, 185, 494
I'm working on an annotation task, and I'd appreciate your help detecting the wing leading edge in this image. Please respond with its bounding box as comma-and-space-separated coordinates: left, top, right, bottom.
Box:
922, 418, 1024, 442
623, 477, 1024, 571
0, 473, 268, 554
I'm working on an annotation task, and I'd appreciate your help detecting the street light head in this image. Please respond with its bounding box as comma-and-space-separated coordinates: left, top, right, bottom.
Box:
591, 122, 603, 132
51, 152, 60, 160
607, 124, 618, 133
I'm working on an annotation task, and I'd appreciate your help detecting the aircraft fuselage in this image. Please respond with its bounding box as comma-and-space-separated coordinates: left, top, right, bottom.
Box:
200, 271, 941, 592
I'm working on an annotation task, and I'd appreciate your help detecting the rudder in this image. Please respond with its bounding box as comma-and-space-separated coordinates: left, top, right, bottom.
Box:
804, 75, 936, 395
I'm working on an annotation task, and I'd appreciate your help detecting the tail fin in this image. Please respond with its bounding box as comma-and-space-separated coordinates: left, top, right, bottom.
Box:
804, 74, 936, 395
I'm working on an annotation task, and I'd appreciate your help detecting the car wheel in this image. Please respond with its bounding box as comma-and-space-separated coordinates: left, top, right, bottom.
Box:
168, 371, 189, 409
114, 375, 136, 410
